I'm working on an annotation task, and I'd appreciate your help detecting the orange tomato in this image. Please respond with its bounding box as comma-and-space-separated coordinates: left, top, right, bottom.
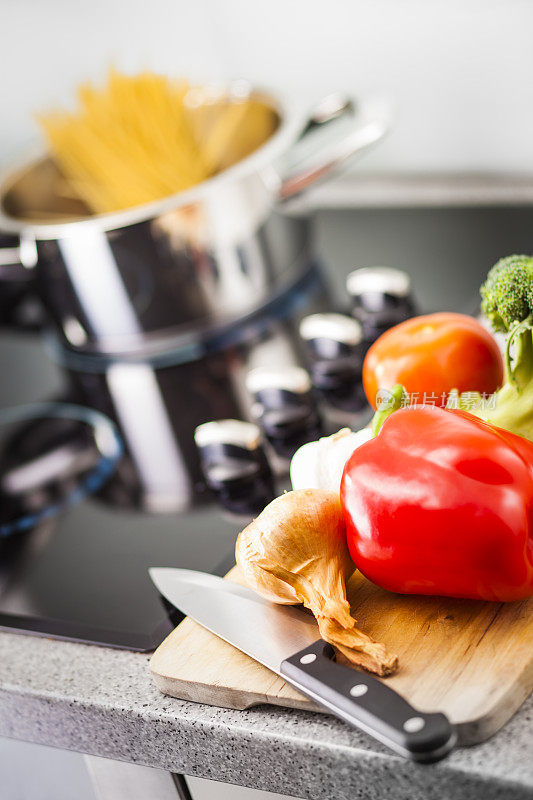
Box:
363, 312, 504, 409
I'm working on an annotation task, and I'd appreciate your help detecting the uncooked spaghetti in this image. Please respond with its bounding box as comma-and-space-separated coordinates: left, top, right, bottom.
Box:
38, 70, 278, 214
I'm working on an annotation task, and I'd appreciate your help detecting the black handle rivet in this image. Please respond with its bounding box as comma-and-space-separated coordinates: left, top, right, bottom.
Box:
349, 684, 368, 697
404, 717, 425, 732
300, 653, 317, 664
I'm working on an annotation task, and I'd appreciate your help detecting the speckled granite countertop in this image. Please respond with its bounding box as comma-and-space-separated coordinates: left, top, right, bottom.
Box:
0, 630, 531, 800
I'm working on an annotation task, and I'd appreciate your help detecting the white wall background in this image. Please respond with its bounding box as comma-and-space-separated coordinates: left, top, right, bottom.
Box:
2, 0, 533, 174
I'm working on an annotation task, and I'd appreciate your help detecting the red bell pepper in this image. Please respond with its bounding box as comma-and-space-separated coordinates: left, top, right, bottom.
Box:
340, 406, 533, 601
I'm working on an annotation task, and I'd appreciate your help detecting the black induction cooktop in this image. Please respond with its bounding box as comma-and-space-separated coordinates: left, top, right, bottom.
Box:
0, 489, 239, 650
0, 333, 243, 650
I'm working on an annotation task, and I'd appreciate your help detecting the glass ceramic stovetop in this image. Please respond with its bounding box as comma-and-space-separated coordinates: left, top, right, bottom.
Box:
0, 333, 242, 650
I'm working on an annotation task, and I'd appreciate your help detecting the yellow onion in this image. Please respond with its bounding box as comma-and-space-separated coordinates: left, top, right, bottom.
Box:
236, 489, 398, 676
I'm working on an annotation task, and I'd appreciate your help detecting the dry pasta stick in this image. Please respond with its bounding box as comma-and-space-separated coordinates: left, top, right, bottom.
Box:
38, 70, 277, 214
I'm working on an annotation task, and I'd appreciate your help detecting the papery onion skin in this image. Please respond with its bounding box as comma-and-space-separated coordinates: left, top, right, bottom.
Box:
236, 489, 398, 676
236, 490, 353, 616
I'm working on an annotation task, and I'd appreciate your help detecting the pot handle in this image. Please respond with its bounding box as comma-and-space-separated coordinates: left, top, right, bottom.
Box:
278, 95, 390, 200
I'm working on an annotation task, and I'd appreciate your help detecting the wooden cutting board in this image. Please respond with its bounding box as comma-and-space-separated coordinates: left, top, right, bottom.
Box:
150, 566, 533, 745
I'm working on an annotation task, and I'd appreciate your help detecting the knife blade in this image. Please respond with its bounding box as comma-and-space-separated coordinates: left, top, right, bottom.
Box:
149, 567, 456, 762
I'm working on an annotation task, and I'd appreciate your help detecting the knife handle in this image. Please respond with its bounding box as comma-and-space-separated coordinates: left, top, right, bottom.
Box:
280, 640, 456, 762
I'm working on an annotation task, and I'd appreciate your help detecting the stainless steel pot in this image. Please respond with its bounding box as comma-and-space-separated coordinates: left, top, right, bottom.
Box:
0, 86, 389, 356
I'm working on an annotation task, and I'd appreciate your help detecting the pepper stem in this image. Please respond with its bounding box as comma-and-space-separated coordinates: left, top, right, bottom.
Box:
371, 384, 408, 436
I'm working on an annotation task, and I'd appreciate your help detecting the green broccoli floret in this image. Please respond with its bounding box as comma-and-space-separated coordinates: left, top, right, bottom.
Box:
480, 254, 533, 332
475, 254, 533, 440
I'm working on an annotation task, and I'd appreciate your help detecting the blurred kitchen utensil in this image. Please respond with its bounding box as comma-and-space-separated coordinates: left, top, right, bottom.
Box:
0, 84, 390, 355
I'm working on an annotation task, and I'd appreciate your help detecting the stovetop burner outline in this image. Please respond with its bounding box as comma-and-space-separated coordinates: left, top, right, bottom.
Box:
0, 401, 123, 538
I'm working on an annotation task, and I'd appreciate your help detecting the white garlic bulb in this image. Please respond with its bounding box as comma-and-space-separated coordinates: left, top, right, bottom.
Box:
290, 427, 373, 494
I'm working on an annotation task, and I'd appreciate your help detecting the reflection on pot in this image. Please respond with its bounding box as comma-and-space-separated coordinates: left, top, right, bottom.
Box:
33, 206, 309, 354
49, 262, 332, 514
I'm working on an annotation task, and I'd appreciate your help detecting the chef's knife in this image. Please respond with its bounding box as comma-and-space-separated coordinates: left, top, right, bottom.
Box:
149, 567, 456, 762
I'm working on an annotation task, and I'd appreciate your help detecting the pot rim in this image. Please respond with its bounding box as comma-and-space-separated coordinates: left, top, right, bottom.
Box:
0, 82, 306, 241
